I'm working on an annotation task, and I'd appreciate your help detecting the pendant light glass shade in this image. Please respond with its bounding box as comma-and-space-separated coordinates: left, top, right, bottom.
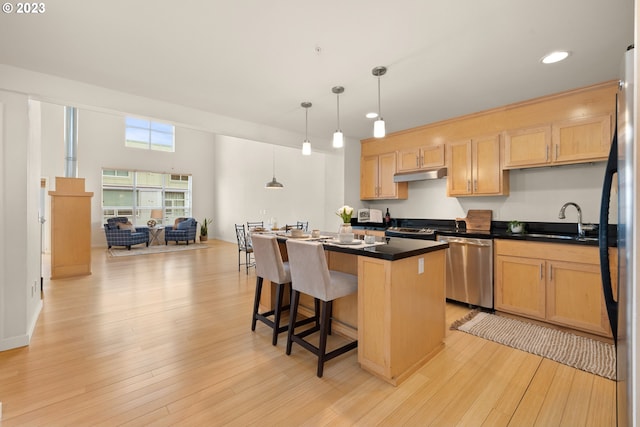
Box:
372, 66, 387, 138
332, 86, 344, 148
332, 131, 344, 148
302, 140, 312, 155
373, 118, 386, 138
301, 102, 312, 155
265, 147, 283, 189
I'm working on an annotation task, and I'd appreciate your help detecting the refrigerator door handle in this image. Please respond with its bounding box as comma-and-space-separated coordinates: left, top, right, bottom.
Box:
599, 123, 618, 342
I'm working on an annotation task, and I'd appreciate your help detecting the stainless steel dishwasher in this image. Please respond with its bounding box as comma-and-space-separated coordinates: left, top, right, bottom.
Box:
436, 235, 493, 310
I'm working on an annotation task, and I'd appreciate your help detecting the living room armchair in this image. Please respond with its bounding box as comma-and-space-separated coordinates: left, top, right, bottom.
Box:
104, 217, 149, 250
165, 217, 198, 245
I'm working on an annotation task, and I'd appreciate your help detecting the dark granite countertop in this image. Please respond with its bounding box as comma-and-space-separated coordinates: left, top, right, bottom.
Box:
276, 234, 448, 261
324, 237, 448, 261
388, 218, 616, 247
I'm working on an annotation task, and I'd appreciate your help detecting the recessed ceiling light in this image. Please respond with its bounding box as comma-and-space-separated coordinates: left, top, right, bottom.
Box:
541, 51, 570, 64
366, 112, 378, 119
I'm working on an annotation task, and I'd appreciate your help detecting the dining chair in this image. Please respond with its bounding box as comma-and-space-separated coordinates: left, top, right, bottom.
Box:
285, 239, 358, 377
296, 221, 309, 232
234, 224, 254, 274
247, 221, 264, 230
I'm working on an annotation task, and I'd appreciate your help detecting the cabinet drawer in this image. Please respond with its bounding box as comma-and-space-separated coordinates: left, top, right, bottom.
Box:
494, 239, 599, 264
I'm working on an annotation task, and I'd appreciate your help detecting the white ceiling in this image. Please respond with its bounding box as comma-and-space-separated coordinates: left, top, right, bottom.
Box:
0, 0, 634, 151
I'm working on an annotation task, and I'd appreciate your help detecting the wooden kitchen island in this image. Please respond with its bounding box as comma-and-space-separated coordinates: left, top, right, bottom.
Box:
272, 236, 448, 386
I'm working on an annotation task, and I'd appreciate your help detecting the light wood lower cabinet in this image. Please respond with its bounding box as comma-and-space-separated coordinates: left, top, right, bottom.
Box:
546, 260, 609, 335
358, 250, 446, 385
494, 239, 615, 338
494, 255, 546, 320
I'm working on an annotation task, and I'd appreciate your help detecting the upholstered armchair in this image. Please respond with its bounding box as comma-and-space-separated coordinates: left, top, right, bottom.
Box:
104, 217, 149, 250
165, 217, 198, 245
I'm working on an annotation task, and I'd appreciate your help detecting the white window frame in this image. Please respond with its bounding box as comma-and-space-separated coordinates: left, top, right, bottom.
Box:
125, 117, 175, 152
102, 169, 192, 225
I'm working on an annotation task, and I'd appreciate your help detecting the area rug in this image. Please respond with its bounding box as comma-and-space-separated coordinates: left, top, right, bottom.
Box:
451, 311, 616, 380
108, 243, 209, 257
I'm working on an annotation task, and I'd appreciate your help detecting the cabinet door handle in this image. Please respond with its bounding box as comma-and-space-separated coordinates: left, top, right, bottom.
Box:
540, 263, 544, 280
549, 265, 553, 281
555, 144, 559, 160
474, 179, 478, 192
416, 156, 420, 168
545, 145, 549, 162
420, 155, 424, 167
467, 180, 471, 192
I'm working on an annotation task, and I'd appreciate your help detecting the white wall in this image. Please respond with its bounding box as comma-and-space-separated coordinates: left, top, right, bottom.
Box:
40, 104, 218, 247
38, 104, 346, 248
213, 135, 345, 243
0, 91, 42, 351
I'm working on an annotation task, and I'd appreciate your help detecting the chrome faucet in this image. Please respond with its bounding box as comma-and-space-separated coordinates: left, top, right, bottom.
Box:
558, 202, 584, 237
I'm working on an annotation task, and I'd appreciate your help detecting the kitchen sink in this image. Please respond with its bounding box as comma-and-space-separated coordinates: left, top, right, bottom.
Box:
525, 233, 598, 243
525, 233, 575, 240
575, 236, 599, 242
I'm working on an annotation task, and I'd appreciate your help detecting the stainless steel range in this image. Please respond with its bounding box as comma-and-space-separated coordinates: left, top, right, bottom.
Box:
385, 226, 437, 240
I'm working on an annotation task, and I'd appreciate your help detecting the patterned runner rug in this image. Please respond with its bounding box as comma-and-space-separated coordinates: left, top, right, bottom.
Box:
108, 243, 209, 257
451, 311, 616, 380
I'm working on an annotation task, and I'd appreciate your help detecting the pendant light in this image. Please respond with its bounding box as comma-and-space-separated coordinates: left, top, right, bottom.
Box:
332, 86, 344, 148
301, 102, 312, 155
265, 146, 283, 189
372, 66, 387, 138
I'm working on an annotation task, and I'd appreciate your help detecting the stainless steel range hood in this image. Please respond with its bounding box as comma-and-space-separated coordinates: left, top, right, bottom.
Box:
393, 168, 447, 182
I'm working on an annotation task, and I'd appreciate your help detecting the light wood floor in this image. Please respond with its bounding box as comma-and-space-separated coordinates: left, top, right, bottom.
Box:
0, 240, 615, 426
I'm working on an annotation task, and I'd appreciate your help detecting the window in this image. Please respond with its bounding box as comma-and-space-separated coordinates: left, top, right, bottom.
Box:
102, 169, 192, 225
125, 117, 175, 152
102, 169, 130, 178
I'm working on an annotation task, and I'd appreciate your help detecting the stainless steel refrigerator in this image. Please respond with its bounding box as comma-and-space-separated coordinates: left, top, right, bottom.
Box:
600, 44, 637, 427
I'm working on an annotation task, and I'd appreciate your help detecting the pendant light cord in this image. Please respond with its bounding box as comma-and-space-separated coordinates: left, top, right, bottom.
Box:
377, 76, 382, 118
336, 93, 341, 130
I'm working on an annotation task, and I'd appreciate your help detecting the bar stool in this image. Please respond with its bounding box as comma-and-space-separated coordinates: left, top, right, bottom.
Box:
250, 233, 292, 345
285, 239, 358, 377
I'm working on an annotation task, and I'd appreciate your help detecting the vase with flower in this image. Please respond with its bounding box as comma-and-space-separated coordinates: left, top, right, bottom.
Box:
336, 205, 354, 236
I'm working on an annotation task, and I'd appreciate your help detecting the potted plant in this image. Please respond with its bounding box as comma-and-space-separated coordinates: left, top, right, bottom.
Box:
508, 220, 524, 234
200, 218, 211, 242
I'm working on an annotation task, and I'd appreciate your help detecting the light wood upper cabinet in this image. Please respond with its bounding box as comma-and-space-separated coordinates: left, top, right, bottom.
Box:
360, 152, 408, 200
503, 125, 552, 168
446, 140, 472, 196
552, 115, 612, 164
397, 144, 445, 173
494, 239, 615, 338
503, 115, 612, 169
446, 134, 508, 197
